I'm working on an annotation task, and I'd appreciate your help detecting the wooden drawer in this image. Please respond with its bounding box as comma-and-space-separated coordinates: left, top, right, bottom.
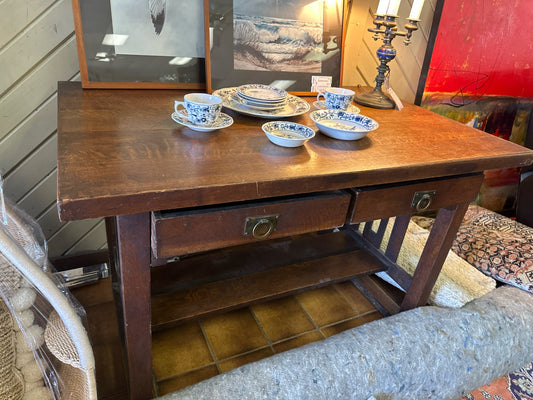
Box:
349, 173, 484, 224
152, 191, 351, 258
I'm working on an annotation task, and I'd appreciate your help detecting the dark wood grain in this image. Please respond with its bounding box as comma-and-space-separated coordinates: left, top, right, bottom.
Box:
56, 82, 533, 221
152, 191, 350, 257
151, 249, 384, 330
362, 218, 389, 247
385, 214, 411, 262
400, 202, 471, 310
352, 275, 402, 315
347, 224, 413, 292
56, 83, 533, 399
384, 214, 413, 290
151, 230, 362, 295
350, 174, 483, 223
113, 213, 152, 400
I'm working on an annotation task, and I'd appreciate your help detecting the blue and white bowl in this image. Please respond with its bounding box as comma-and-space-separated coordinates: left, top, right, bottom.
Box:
309, 110, 379, 141
262, 121, 315, 147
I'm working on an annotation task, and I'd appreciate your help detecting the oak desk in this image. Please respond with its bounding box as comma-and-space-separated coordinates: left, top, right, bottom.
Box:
56, 82, 533, 399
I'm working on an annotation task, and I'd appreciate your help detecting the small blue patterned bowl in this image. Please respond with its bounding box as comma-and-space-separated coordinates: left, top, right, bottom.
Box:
262, 121, 315, 147
310, 110, 379, 141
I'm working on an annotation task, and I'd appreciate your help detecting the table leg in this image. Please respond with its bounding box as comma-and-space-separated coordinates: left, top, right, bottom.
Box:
106, 213, 153, 400
400, 202, 470, 310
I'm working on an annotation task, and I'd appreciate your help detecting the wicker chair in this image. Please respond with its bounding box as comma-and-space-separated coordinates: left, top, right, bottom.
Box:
0, 200, 96, 399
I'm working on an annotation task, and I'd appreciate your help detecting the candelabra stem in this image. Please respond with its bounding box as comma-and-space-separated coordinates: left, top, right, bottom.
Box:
354, 43, 396, 109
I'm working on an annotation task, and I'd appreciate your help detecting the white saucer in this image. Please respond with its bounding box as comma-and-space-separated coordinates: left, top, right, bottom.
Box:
171, 111, 233, 132
237, 84, 288, 102
313, 101, 360, 114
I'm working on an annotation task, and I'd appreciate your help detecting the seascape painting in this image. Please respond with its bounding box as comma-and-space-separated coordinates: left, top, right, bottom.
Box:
233, 0, 324, 73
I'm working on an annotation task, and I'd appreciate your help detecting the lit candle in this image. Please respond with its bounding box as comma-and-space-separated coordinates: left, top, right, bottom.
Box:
408, 0, 425, 19
376, 0, 390, 15
386, 0, 401, 16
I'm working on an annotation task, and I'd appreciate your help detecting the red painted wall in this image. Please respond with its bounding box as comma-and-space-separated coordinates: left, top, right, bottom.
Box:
424, 0, 533, 97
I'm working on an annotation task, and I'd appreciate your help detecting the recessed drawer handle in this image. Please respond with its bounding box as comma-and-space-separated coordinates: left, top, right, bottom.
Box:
244, 216, 279, 240
411, 191, 435, 212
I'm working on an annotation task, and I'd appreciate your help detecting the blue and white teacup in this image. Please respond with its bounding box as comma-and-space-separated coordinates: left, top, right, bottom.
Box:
174, 93, 222, 126
316, 87, 355, 110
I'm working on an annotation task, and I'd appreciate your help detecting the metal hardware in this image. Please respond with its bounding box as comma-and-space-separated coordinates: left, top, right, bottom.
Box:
244, 216, 279, 239
54, 263, 109, 289
411, 191, 435, 212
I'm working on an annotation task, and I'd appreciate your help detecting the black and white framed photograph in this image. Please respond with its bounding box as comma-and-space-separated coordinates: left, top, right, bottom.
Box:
206, 0, 346, 94
73, 0, 206, 88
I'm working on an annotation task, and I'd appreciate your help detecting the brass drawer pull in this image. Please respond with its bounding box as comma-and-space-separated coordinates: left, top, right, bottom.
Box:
244, 216, 279, 239
411, 191, 435, 212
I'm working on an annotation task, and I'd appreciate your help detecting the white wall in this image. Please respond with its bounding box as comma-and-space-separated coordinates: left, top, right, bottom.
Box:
0, 0, 435, 258
0, 0, 106, 258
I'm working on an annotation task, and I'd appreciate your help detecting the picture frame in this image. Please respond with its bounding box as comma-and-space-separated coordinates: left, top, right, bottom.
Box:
205, 0, 346, 95
72, 0, 207, 89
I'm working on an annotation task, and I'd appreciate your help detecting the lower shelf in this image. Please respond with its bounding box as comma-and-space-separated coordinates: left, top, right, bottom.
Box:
151, 232, 386, 330
352, 274, 405, 316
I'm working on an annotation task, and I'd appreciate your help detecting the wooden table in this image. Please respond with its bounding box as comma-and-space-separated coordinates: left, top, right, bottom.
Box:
57, 82, 533, 399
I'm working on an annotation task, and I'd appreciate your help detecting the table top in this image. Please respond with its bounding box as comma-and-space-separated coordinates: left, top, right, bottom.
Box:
57, 82, 533, 221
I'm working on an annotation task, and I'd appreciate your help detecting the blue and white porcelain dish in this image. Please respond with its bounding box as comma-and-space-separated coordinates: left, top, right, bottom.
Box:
174, 94, 222, 126
262, 121, 315, 147
232, 95, 286, 111
313, 101, 361, 114
171, 111, 233, 132
309, 110, 378, 141
213, 87, 310, 119
237, 93, 286, 105
316, 87, 355, 110
237, 84, 288, 102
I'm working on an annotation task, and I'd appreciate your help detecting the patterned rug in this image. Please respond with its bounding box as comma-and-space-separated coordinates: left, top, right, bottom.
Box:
461, 362, 533, 400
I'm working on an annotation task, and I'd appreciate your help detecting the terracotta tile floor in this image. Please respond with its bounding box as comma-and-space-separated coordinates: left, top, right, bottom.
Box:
72, 278, 383, 399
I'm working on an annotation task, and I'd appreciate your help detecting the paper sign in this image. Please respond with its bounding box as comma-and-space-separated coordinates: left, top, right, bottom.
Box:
384, 76, 404, 110
311, 76, 332, 92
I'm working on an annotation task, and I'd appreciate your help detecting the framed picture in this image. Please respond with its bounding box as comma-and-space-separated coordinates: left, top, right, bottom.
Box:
72, 0, 206, 89
205, 0, 346, 95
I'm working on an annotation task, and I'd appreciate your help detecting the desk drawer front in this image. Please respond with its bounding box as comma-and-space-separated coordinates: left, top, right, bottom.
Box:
152, 191, 351, 258
349, 174, 483, 224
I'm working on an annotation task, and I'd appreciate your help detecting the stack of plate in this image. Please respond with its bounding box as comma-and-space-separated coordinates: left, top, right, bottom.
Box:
235, 84, 288, 111
213, 87, 310, 119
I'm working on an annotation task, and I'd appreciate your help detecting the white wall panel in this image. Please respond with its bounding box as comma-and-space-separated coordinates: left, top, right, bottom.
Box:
0, 95, 57, 174
18, 170, 57, 218
3, 133, 57, 201
0, 0, 74, 95
0, 1, 106, 258
65, 220, 108, 256
0, 37, 78, 140
37, 204, 67, 239
0, 0, 56, 48
47, 219, 102, 257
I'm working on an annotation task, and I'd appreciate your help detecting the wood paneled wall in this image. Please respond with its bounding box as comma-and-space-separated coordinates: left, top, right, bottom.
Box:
0, 0, 434, 258
0, 0, 106, 257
